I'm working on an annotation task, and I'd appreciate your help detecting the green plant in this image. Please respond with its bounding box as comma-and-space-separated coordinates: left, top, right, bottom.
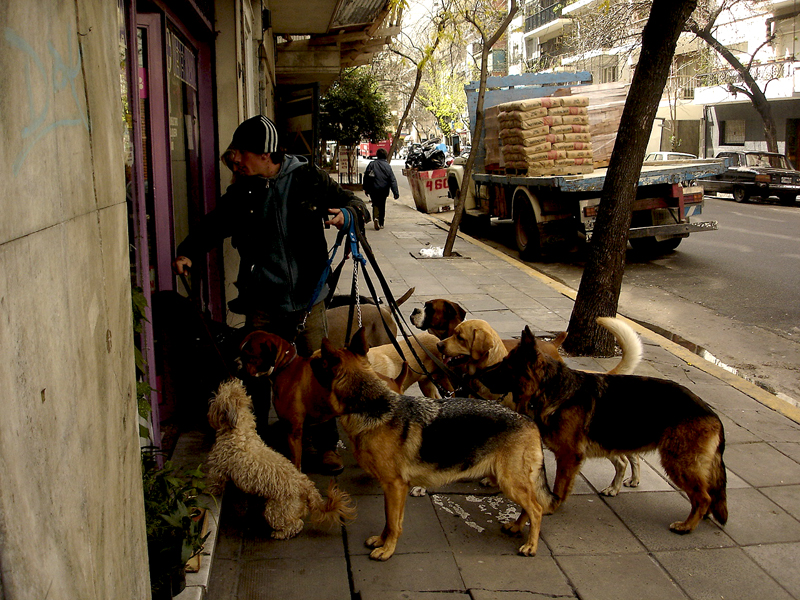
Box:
142, 448, 209, 598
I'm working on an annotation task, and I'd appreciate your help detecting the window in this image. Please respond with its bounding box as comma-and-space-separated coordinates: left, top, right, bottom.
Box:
721, 120, 746, 145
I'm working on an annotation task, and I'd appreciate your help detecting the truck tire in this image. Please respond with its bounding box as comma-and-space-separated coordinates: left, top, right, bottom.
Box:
447, 176, 459, 200
778, 193, 796, 206
733, 186, 750, 203
515, 198, 541, 260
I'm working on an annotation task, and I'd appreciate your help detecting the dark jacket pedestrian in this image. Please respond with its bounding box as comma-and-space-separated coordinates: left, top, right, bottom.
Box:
363, 148, 399, 230
172, 115, 369, 474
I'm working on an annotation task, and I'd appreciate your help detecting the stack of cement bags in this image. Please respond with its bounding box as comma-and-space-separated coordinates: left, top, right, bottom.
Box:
497, 96, 594, 176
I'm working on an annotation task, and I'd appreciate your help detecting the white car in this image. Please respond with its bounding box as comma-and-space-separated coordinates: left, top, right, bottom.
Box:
644, 151, 698, 161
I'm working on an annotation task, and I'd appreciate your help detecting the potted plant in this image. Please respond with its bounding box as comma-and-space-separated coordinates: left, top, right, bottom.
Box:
142, 448, 209, 599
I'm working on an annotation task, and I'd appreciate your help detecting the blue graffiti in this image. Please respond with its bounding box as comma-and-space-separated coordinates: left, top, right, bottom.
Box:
5, 28, 90, 175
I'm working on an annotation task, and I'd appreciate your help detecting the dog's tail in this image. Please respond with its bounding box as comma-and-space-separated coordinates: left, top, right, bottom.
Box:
709, 429, 728, 525
597, 317, 643, 375
308, 480, 357, 528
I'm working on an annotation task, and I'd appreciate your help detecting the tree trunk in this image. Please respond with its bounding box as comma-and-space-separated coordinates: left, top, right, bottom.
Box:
444, 1, 518, 256
389, 68, 424, 159
563, 0, 697, 356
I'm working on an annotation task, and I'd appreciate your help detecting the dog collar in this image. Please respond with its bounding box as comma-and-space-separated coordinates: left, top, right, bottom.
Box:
270, 344, 298, 375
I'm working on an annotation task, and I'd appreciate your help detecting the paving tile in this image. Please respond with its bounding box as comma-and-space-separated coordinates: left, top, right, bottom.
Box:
759, 484, 800, 521
772, 441, 800, 463
580, 455, 674, 495
558, 553, 689, 600
723, 442, 800, 487
351, 551, 464, 595
724, 408, 800, 443
539, 494, 643, 555
345, 494, 451, 557
744, 542, 800, 597
654, 547, 794, 600
723, 487, 800, 545
457, 554, 573, 596
237, 556, 351, 600
602, 490, 735, 552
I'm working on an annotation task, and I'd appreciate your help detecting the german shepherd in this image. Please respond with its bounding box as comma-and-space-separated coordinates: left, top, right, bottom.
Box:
478, 322, 728, 534
310, 328, 556, 560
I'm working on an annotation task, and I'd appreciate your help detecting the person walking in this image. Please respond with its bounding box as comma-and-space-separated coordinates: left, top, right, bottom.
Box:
172, 115, 369, 475
363, 148, 399, 230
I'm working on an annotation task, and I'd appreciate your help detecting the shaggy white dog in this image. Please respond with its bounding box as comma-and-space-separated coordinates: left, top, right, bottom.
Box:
206, 379, 355, 539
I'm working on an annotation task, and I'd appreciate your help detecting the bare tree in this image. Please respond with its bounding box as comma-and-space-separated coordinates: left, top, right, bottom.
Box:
443, 0, 519, 256
563, 0, 698, 356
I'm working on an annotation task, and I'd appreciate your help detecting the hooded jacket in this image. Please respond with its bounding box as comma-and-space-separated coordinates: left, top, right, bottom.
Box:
363, 157, 399, 198
177, 154, 369, 314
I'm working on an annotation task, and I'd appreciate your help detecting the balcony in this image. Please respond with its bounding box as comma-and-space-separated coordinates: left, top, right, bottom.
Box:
525, 4, 563, 33
693, 59, 799, 104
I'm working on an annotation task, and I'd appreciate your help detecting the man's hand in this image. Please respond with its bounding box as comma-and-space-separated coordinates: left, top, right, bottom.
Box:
172, 256, 192, 275
324, 208, 346, 230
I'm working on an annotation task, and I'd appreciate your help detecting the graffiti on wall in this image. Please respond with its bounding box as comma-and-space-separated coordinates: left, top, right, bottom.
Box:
4, 28, 90, 175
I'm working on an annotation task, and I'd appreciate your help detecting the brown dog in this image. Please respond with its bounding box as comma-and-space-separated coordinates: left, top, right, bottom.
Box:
479, 322, 728, 534
368, 331, 454, 398
239, 330, 407, 470
310, 328, 556, 560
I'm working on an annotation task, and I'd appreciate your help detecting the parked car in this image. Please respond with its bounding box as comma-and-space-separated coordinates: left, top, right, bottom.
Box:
644, 151, 698, 161
696, 151, 800, 204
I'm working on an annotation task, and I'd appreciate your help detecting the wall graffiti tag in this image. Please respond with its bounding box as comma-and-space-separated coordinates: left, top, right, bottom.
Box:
4, 28, 90, 176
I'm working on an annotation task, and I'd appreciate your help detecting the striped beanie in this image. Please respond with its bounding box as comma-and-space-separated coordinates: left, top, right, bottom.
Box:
227, 115, 279, 154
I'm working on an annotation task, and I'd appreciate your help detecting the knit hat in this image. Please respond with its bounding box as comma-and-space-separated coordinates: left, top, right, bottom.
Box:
227, 115, 279, 154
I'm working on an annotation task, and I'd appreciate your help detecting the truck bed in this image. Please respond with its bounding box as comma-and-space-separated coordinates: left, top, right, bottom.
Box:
472, 159, 727, 193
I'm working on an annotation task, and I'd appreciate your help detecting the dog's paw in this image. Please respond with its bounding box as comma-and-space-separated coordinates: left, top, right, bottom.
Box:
409, 486, 427, 497
599, 486, 620, 497
669, 520, 694, 535
623, 477, 640, 488
479, 476, 497, 488
365, 535, 384, 548
369, 546, 395, 561
271, 522, 303, 540
517, 542, 538, 557
501, 521, 523, 536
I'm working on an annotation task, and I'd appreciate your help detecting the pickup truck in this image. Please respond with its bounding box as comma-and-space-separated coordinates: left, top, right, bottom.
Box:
448, 72, 727, 257
695, 151, 800, 205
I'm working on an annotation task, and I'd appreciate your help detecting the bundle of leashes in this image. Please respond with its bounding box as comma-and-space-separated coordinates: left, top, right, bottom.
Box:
304, 206, 465, 398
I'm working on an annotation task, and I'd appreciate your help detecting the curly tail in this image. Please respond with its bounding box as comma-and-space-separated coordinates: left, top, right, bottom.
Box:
710, 430, 728, 525
597, 317, 643, 375
308, 480, 357, 528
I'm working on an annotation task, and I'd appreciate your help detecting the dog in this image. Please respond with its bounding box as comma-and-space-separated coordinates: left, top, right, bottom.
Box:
327, 288, 415, 349
310, 328, 556, 560
439, 317, 644, 496
205, 379, 356, 539
478, 322, 728, 534
368, 331, 455, 398
239, 330, 408, 470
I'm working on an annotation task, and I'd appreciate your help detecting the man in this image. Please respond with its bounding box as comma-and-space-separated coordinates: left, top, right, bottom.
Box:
172, 115, 369, 474
363, 148, 399, 230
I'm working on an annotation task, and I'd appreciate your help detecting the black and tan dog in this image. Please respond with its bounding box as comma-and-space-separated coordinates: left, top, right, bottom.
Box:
310, 328, 556, 560
478, 322, 728, 534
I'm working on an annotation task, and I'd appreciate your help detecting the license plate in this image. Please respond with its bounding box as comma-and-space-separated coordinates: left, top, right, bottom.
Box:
782, 176, 792, 183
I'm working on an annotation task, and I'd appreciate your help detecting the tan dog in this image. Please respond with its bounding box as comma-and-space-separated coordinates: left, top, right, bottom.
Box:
442, 317, 644, 496
206, 379, 356, 539
368, 331, 455, 398
239, 330, 407, 470
310, 329, 556, 560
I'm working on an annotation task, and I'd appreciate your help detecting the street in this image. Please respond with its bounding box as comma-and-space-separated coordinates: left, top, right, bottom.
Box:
387, 158, 800, 405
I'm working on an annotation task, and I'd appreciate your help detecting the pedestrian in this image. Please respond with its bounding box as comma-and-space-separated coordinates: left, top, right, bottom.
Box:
363, 147, 399, 231
172, 115, 370, 475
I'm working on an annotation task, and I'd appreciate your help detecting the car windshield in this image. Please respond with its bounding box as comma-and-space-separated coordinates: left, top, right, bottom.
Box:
745, 153, 790, 169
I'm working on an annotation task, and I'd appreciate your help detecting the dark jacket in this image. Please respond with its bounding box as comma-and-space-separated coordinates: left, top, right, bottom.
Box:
177, 155, 369, 314
363, 158, 399, 198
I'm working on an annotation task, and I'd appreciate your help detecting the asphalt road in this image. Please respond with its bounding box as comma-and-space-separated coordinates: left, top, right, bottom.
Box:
388, 160, 800, 406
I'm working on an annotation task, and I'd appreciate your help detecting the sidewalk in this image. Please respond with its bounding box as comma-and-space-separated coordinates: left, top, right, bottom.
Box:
182, 190, 800, 600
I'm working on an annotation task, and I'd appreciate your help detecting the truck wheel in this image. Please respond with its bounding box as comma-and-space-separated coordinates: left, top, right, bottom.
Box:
778, 193, 796, 206
733, 186, 750, 203
448, 177, 459, 200
515, 200, 541, 260
629, 236, 683, 253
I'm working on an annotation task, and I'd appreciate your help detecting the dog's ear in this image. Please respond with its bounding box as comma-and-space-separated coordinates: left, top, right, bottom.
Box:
451, 302, 466, 323
470, 326, 492, 360
520, 326, 537, 347
552, 330, 568, 348
321, 337, 337, 355
348, 327, 370, 357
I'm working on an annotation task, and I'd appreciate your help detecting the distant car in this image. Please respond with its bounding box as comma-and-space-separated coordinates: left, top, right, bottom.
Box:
644, 151, 698, 161
696, 151, 800, 204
